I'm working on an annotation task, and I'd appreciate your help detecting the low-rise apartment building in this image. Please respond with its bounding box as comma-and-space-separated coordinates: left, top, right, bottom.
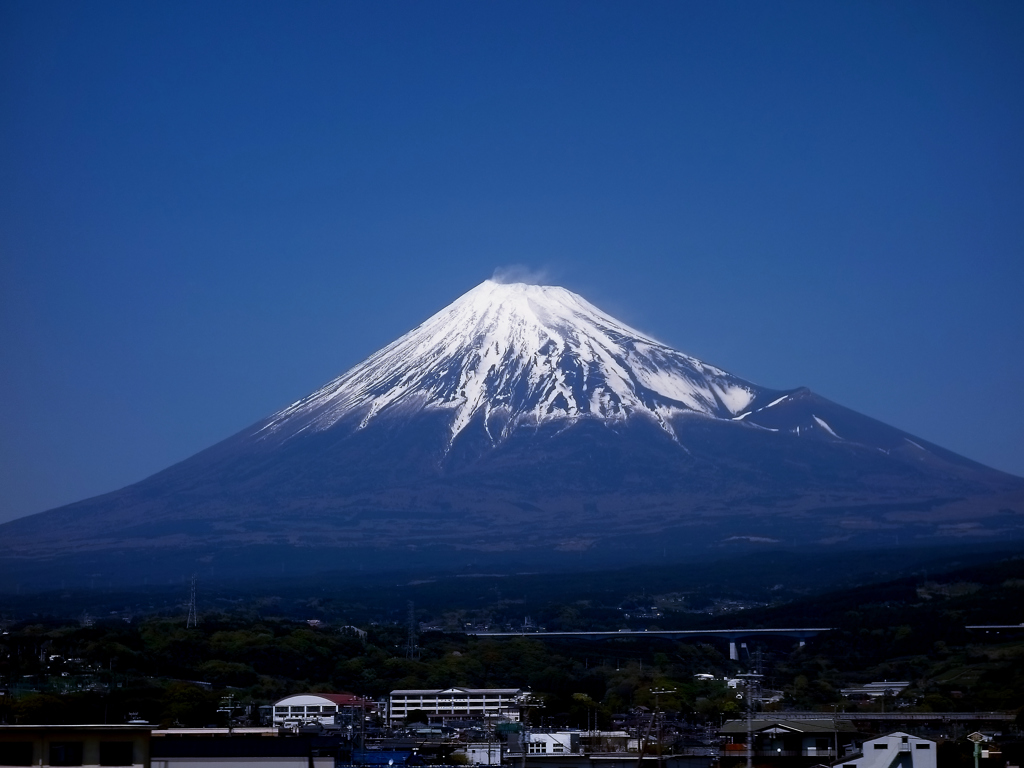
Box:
388, 688, 524, 724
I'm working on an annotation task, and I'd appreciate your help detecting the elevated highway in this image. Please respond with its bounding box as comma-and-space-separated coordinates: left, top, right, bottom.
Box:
465, 627, 833, 660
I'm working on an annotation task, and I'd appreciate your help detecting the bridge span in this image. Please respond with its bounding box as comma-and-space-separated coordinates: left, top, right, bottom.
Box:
465, 628, 833, 660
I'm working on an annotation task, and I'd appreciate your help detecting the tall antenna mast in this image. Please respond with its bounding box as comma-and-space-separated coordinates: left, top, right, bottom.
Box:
186, 574, 197, 628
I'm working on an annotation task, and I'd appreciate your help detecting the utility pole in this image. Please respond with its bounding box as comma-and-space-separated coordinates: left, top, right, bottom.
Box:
969, 732, 985, 768
218, 694, 235, 734
832, 703, 840, 761
516, 693, 541, 727
635, 704, 656, 768
747, 698, 752, 768
650, 688, 676, 768
736, 674, 762, 768
358, 697, 367, 766
486, 709, 493, 767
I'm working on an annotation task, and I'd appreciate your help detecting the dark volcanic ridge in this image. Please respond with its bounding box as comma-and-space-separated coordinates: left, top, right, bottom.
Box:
3, 280, 1022, 583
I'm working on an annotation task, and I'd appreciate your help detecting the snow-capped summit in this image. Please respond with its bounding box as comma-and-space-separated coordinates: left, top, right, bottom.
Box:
3, 277, 1022, 583
259, 280, 763, 446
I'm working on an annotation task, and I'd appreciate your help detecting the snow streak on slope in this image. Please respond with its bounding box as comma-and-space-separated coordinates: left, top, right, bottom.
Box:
259, 281, 762, 446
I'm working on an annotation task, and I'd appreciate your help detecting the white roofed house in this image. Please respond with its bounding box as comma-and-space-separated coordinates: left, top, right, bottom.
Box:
839, 733, 936, 768
388, 688, 525, 725
272, 693, 375, 728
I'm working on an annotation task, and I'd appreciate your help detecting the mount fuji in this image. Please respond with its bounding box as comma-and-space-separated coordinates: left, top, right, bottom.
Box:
3, 280, 1023, 583
261, 280, 765, 444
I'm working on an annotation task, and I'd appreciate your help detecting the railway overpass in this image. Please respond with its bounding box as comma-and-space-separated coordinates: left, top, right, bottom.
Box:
465, 628, 833, 660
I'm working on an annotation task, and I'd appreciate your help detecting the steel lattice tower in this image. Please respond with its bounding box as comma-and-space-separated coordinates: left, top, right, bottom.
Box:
186, 574, 197, 628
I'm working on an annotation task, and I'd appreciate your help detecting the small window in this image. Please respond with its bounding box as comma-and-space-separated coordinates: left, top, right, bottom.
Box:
0, 742, 33, 766
307, 706, 321, 713
323, 707, 336, 713
100, 742, 134, 766
915, 744, 930, 750
874, 744, 889, 750
290, 706, 305, 713
50, 742, 84, 766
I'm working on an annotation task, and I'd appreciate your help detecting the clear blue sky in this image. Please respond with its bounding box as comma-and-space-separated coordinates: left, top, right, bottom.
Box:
2, 1, 1022, 524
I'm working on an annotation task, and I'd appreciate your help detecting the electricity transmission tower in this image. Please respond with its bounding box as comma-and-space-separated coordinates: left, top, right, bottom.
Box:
405, 601, 418, 659
186, 574, 197, 628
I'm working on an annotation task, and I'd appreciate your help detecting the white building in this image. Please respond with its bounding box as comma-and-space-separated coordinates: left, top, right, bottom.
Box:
388, 688, 524, 724
272, 693, 373, 727
840, 732, 936, 768
457, 743, 503, 766
524, 732, 580, 755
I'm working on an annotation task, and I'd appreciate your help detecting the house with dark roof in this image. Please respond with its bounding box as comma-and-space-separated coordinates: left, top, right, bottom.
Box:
719, 718, 862, 766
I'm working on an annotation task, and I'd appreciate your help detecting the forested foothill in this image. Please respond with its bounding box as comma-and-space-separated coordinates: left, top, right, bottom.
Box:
1, 546, 1022, 728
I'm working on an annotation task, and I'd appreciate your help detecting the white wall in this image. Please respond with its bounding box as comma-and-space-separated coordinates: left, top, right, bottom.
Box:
840, 732, 936, 768
458, 743, 502, 766
525, 732, 579, 755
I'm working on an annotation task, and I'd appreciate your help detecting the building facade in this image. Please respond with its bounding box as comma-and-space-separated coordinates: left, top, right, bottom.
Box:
524, 732, 580, 755
0, 725, 151, 768
271, 693, 374, 728
719, 717, 861, 761
456, 743, 502, 766
388, 688, 524, 724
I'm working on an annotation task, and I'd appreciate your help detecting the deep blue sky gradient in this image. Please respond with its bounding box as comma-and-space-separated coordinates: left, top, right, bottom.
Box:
2, 1, 1023, 523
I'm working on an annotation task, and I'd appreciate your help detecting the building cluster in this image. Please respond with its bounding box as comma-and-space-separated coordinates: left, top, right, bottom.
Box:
1, 685, 1020, 768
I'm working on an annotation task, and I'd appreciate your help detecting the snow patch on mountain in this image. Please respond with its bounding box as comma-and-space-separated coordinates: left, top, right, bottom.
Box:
258, 280, 764, 446
813, 415, 840, 438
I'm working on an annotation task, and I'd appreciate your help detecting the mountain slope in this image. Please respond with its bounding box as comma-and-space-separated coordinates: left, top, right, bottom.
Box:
2, 280, 1022, 583
258, 281, 765, 446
